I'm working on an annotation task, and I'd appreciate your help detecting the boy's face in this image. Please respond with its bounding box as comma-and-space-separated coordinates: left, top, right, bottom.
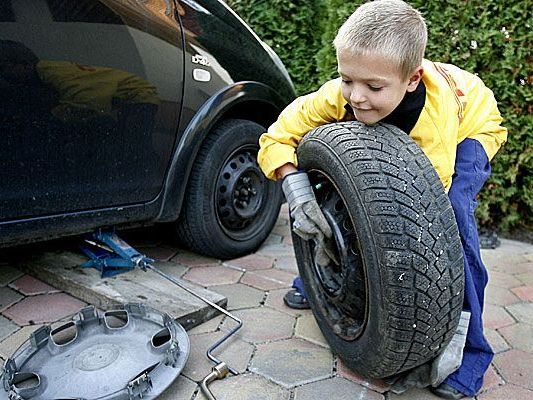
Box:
337, 49, 423, 125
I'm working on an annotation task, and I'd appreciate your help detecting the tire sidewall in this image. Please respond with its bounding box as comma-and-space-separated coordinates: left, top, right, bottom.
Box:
294, 137, 388, 372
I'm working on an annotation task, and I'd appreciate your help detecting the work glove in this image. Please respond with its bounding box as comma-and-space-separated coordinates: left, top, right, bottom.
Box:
430, 310, 471, 386
389, 311, 471, 394
282, 171, 337, 266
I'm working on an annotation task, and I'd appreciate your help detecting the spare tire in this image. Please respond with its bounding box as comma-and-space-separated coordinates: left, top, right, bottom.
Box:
293, 122, 464, 378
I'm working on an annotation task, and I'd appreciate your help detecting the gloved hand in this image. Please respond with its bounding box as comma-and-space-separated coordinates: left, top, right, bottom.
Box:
389, 311, 471, 394
430, 310, 471, 386
282, 171, 337, 266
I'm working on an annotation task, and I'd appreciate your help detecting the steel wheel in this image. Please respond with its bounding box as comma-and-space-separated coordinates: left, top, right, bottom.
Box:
308, 172, 368, 341
176, 119, 282, 259
215, 144, 267, 239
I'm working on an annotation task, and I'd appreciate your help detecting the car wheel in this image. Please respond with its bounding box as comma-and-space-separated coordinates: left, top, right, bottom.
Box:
293, 122, 464, 378
176, 118, 282, 259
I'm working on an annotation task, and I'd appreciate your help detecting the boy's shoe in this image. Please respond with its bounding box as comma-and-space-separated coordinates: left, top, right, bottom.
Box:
430, 383, 466, 399
283, 289, 310, 309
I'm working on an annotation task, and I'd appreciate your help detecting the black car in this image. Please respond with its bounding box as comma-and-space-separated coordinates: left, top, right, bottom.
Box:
0, 0, 295, 258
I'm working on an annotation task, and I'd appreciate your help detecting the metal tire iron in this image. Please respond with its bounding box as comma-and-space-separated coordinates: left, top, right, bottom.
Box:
81, 229, 242, 399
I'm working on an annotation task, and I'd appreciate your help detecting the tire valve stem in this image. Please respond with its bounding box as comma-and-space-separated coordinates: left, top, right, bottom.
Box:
200, 362, 230, 400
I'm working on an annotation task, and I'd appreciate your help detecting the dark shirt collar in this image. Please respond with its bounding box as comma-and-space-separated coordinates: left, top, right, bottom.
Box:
344, 80, 426, 134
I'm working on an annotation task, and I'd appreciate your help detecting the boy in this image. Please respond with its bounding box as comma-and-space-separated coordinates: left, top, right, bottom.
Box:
257, 1, 507, 399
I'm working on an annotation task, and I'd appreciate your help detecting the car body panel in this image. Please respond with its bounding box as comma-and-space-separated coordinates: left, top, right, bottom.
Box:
0, 0, 184, 220
0, 0, 295, 247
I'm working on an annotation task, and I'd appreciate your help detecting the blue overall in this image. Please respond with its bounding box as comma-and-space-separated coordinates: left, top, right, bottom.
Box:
291, 138, 493, 396
443, 138, 493, 396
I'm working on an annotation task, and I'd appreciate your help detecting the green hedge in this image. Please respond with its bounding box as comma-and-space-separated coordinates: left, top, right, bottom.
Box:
228, 0, 325, 94
228, 0, 532, 231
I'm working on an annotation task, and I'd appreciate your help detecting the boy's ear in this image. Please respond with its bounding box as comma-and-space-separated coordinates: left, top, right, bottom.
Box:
406, 66, 424, 92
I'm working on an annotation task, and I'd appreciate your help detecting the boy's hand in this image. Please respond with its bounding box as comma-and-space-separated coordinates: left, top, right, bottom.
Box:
282, 171, 331, 238
389, 311, 471, 393
282, 171, 337, 266
430, 310, 470, 386
312, 233, 338, 267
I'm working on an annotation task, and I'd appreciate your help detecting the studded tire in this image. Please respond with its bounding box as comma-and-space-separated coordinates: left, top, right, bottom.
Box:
293, 122, 464, 378
176, 119, 282, 259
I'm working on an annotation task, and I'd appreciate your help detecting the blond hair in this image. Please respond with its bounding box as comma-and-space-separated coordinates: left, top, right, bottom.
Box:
333, 0, 427, 80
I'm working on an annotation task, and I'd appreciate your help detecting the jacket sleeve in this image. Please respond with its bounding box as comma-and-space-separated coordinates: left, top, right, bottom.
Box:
258, 79, 347, 180
457, 69, 508, 161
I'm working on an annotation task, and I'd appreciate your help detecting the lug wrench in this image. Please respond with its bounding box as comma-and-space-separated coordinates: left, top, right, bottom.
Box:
141, 263, 241, 400
141, 262, 242, 375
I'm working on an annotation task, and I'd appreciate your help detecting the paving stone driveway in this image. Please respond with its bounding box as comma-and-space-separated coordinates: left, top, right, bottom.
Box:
1, 204, 532, 399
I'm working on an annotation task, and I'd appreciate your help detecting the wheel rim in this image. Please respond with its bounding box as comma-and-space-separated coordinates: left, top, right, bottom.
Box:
308, 171, 368, 341
215, 145, 268, 240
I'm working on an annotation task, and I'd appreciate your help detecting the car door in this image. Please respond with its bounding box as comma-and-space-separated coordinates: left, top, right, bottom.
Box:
0, 0, 184, 220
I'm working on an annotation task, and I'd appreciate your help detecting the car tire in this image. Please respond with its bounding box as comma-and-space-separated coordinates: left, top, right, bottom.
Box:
176, 118, 282, 259
293, 122, 464, 378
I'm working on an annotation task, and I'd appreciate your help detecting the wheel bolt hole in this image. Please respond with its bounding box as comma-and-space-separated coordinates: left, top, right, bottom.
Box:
219, 186, 227, 193
219, 199, 227, 207
223, 172, 231, 180
342, 218, 352, 230
230, 162, 237, 170
239, 156, 245, 163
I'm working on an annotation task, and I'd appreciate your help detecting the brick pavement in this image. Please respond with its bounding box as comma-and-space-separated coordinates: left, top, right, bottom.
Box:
1, 204, 532, 399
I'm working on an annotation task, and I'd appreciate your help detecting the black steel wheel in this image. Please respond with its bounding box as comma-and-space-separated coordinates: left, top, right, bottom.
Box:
307, 173, 368, 341
293, 122, 464, 378
215, 144, 266, 237
176, 119, 282, 259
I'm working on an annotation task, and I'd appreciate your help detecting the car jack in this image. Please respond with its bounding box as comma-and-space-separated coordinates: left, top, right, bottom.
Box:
81, 230, 154, 277
81, 229, 242, 399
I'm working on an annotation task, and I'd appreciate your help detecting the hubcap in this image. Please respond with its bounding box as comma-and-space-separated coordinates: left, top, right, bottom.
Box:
308, 172, 368, 341
216, 146, 265, 234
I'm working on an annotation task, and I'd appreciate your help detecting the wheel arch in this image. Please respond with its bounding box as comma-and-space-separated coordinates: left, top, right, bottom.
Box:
156, 81, 289, 222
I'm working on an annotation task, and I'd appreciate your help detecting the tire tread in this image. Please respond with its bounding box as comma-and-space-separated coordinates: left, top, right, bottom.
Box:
296, 122, 464, 378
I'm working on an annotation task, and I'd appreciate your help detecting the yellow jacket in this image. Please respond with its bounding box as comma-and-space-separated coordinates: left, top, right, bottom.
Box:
258, 59, 507, 191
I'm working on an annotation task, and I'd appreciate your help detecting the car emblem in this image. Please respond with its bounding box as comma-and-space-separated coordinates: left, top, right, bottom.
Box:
192, 54, 211, 66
